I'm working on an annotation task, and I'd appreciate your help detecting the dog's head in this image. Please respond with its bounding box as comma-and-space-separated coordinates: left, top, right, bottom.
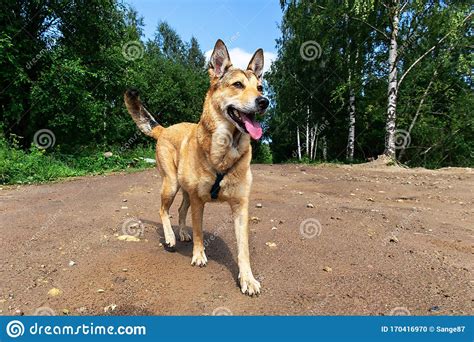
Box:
207, 39, 269, 140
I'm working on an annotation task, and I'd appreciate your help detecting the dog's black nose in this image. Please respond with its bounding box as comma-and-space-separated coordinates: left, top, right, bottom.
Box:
256, 96, 269, 110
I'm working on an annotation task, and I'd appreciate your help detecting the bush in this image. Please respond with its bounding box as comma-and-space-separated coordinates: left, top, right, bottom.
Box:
0, 134, 156, 185
252, 142, 273, 164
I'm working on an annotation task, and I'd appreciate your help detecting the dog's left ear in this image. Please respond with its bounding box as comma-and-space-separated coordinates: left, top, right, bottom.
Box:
247, 48, 264, 80
209, 39, 232, 79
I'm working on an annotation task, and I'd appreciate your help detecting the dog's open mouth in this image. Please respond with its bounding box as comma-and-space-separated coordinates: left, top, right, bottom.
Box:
227, 106, 263, 140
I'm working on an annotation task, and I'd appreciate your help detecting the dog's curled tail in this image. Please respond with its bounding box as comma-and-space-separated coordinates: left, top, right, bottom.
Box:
124, 89, 163, 140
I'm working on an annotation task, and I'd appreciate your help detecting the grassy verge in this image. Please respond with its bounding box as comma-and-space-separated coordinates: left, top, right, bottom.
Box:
0, 137, 156, 185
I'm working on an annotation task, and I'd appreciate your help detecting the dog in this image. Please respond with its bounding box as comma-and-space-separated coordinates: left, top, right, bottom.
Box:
124, 39, 269, 296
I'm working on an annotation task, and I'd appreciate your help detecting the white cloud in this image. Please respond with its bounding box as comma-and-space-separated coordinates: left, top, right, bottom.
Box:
205, 47, 276, 75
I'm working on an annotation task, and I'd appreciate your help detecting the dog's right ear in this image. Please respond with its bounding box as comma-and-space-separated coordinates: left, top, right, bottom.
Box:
208, 39, 232, 79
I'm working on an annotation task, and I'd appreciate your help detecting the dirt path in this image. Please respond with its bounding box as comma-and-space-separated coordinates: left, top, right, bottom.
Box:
1, 164, 472, 316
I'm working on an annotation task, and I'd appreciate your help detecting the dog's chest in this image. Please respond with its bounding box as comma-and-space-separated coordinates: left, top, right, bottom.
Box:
209, 128, 247, 170
178, 125, 251, 201
197, 170, 250, 201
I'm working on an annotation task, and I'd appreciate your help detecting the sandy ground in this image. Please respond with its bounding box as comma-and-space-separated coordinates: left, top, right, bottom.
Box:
0, 163, 472, 316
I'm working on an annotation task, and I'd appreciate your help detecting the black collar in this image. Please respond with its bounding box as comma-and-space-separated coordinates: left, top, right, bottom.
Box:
210, 172, 226, 199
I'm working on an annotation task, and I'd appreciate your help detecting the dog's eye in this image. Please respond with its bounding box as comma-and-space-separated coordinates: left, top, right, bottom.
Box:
232, 82, 244, 89
257, 85, 263, 92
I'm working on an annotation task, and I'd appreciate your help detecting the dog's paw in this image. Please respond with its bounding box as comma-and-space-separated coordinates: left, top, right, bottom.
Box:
191, 250, 208, 267
163, 229, 176, 249
163, 243, 176, 253
179, 229, 192, 242
239, 274, 261, 296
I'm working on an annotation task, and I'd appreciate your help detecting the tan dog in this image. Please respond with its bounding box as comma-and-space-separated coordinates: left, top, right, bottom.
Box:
124, 40, 269, 296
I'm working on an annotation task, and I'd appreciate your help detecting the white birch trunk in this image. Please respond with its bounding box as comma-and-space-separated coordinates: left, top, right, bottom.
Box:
322, 136, 327, 161
296, 126, 302, 160
313, 125, 319, 160
384, 2, 400, 159
306, 111, 309, 157
346, 48, 358, 162
347, 89, 356, 161
310, 125, 317, 160
346, 62, 356, 161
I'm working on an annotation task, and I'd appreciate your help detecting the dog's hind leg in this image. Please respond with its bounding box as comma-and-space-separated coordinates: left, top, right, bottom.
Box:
178, 190, 192, 241
190, 197, 207, 266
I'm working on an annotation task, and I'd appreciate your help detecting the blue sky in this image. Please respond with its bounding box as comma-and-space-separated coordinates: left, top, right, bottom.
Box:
126, 0, 282, 72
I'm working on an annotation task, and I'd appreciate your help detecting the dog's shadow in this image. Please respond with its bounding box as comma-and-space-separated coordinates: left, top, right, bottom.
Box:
141, 219, 239, 283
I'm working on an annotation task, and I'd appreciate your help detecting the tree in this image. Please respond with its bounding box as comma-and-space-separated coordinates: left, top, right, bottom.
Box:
1, 0, 472, 169
1, 2, 209, 152
186, 36, 206, 69
155, 21, 186, 61
0, 0, 58, 144
267, 0, 472, 167
382, 0, 472, 159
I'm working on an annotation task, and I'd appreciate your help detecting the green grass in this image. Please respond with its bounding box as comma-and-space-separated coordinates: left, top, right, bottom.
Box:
0, 137, 156, 185
1, 135, 368, 186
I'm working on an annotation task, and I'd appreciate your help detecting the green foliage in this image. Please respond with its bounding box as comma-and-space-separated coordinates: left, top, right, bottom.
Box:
1, 0, 208, 147
0, 0, 210, 184
1, 0, 472, 187
0, 134, 156, 185
251, 142, 273, 164
267, 0, 473, 167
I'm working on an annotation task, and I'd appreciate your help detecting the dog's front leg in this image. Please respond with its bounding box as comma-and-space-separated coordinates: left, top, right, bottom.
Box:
190, 196, 207, 267
231, 199, 261, 296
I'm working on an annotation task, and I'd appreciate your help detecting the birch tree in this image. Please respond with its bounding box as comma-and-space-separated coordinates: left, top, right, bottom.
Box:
266, 0, 472, 167
383, 0, 401, 158
383, 1, 472, 159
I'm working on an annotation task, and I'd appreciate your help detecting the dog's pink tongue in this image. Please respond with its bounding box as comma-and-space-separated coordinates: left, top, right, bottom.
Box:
242, 114, 262, 140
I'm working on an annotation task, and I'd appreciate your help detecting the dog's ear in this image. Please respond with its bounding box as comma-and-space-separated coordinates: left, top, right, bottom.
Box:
247, 48, 264, 80
209, 39, 232, 79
